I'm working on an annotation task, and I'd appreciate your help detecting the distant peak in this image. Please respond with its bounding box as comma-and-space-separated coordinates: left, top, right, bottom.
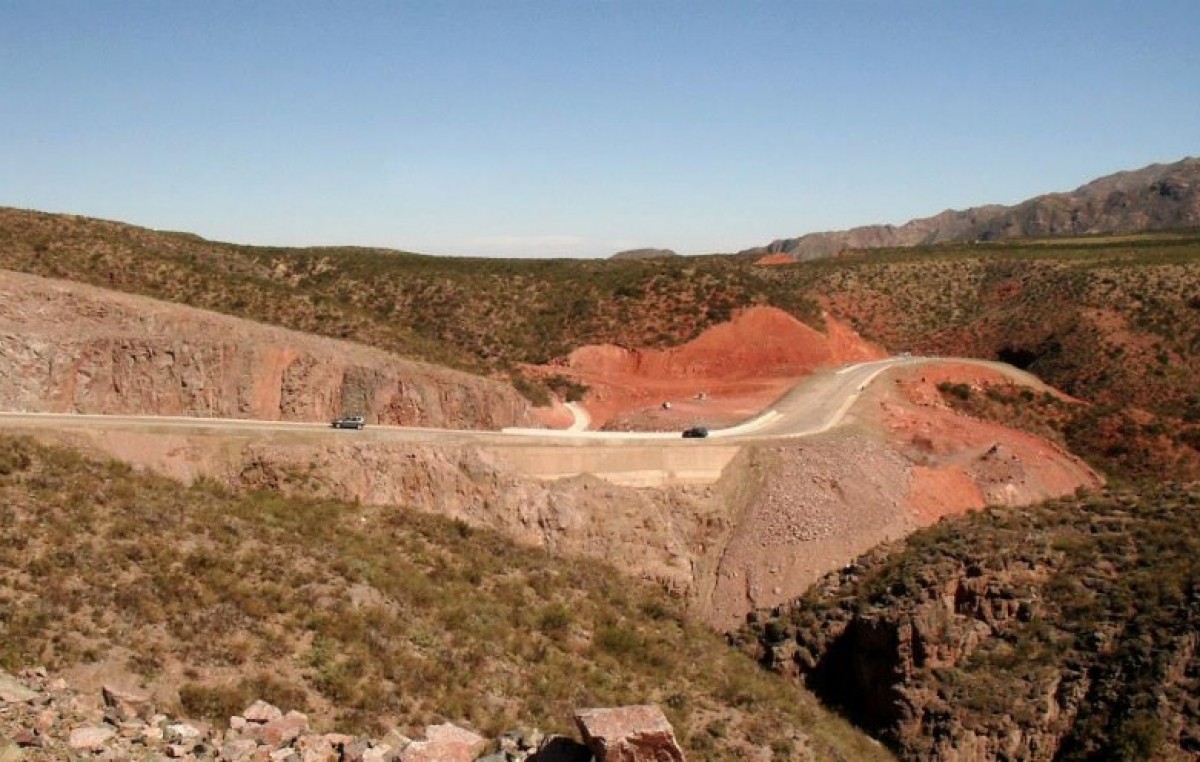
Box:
742, 156, 1200, 261
609, 248, 679, 261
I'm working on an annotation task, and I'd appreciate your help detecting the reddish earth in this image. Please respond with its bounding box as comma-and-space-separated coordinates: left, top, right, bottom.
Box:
532, 306, 886, 430
876, 363, 1101, 526
528, 399, 575, 429
901, 363, 1079, 405
754, 253, 794, 266
702, 362, 1102, 630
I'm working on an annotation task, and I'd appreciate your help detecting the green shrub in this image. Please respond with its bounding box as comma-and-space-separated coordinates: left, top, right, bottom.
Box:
179, 682, 251, 727
937, 382, 972, 401
537, 604, 572, 635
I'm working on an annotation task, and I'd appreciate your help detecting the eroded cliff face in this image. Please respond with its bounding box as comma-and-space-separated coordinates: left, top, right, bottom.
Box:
0, 270, 531, 429
738, 486, 1200, 761
699, 363, 1102, 631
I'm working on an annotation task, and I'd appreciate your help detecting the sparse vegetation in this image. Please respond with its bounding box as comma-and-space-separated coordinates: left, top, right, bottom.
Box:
7, 207, 1200, 759
3, 209, 1198, 444
0, 435, 888, 760
544, 374, 589, 403
736, 484, 1200, 760
935, 380, 1200, 483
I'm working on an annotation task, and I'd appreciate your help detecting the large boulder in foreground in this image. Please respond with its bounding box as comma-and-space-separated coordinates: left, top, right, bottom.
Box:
574, 705, 685, 762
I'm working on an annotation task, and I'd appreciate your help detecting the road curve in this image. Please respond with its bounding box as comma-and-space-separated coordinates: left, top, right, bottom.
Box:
0, 356, 1042, 446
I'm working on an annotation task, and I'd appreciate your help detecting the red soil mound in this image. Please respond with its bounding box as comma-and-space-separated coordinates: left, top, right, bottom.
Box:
876, 363, 1101, 526
754, 253, 794, 266
535, 307, 885, 430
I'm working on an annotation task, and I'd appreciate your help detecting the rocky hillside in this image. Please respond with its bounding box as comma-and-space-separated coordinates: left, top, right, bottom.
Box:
4, 205, 1200, 473
0, 206, 824, 375
806, 238, 1200, 443
743, 157, 1200, 260
0, 270, 530, 429
0, 434, 890, 761
929, 375, 1200, 485
0, 668, 691, 762
734, 484, 1200, 761
8, 354, 1100, 635
3, 208, 1197, 418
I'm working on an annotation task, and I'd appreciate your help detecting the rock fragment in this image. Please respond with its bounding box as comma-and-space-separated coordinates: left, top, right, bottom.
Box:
68, 726, 116, 752
243, 699, 285, 724
102, 684, 153, 722
575, 705, 685, 762
398, 723, 486, 762
0, 673, 37, 704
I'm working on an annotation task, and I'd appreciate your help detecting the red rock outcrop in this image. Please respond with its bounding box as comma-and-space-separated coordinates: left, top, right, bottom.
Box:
0, 270, 531, 429
537, 306, 885, 430
575, 705, 686, 762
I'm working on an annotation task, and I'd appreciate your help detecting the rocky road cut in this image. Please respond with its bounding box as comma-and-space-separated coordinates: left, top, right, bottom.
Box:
0, 356, 1049, 487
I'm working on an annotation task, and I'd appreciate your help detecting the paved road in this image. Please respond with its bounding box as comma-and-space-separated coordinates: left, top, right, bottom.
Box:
0, 356, 1037, 446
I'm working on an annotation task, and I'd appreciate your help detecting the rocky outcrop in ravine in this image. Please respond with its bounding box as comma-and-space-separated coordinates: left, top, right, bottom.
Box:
0, 270, 531, 429
735, 485, 1200, 761
0, 668, 686, 761
743, 156, 1200, 260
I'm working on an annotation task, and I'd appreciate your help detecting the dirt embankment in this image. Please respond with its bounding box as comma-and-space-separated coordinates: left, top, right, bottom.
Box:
0, 270, 531, 429
28, 425, 734, 599
534, 306, 886, 430
880, 363, 1101, 523
24, 359, 1101, 633
698, 362, 1102, 631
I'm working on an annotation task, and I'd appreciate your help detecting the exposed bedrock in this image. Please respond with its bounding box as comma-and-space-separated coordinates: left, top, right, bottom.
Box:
0, 270, 531, 429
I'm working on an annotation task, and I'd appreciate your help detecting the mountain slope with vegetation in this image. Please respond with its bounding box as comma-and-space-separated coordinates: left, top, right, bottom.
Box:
0, 434, 890, 761
0, 207, 820, 377
734, 484, 1200, 761
809, 236, 1200, 458
4, 206, 1199, 470
742, 156, 1200, 260
4, 165, 1200, 761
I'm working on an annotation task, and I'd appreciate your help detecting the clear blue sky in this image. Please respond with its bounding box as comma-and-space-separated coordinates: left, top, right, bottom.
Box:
2, 1, 1198, 257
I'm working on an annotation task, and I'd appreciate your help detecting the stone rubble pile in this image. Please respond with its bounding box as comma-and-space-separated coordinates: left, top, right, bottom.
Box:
0, 669, 685, 762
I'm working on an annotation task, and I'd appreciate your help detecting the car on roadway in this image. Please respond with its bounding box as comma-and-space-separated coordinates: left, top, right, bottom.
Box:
331, 415, 366, 430
681, 426, 709, 439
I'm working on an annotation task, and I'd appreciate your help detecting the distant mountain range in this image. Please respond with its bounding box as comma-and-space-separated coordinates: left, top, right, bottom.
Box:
609, 247, 679, 260
742, 156, 1200, 260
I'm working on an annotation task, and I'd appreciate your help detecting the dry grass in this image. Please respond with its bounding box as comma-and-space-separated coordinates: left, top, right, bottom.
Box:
935, 380, 1200, 484
0, 434, 890, 760
737, 483, 1200, 760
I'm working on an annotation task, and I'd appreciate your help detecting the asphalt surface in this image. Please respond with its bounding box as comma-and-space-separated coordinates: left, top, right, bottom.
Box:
0, 356, 1036, 446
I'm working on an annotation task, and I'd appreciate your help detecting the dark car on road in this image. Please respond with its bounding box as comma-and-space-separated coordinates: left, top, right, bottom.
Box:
331, 415, 366, 430
682, 426, 709, 439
